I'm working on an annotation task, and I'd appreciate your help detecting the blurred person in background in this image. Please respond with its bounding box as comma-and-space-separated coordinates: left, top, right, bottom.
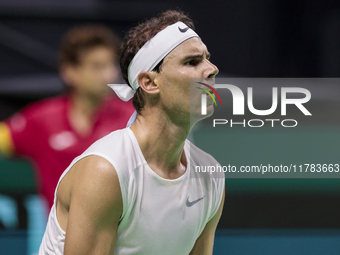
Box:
0, 24, 134, 209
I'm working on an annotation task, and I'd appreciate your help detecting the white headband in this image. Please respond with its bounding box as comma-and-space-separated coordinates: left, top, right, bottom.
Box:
108, 21, 199, 101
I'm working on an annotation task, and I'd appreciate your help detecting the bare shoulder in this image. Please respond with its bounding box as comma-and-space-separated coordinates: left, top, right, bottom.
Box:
57, 155, 123, 232
70, 155, 122, 208
59, 155, 121, 197
71, 155, 119, 182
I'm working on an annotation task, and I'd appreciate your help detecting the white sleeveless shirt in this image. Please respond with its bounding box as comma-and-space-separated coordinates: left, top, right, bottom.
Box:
39, 127, 225, 255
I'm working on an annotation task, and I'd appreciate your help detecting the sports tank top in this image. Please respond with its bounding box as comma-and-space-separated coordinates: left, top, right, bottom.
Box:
39, 127, 225, 254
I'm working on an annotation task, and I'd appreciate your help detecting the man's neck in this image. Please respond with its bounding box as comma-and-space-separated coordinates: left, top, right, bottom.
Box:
68, 92, 104, 136
130, 108, 190, 179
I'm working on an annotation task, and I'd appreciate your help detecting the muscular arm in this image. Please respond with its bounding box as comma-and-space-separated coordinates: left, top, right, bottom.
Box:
189, 187, 225, 255
62, 155, 123, 255
0, 122, 14, 157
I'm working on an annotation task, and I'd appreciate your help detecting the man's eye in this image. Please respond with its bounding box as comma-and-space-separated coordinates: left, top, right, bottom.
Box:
185, 59, 200, 66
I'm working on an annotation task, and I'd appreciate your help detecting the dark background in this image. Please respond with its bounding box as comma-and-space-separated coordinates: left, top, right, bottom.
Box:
2, 0, 340, 118
1, 0, 340, 232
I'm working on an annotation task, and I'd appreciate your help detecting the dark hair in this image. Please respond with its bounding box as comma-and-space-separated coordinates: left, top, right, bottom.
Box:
58, 24, 121, 68
120, 10, 195, 113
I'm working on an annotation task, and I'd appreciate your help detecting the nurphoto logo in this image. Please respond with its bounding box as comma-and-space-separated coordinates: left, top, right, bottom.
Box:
197, 82, 312, 128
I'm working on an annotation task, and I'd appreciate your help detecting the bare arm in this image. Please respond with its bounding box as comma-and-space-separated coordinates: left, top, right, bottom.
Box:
0, 122, 14, 157
189, 187, 225, 255
62, 155, 123, 255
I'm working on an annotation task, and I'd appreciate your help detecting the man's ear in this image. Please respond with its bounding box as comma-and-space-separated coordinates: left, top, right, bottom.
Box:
137, 71, 160, 95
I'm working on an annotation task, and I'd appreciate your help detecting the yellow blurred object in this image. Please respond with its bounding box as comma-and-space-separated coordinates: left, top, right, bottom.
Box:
0, 122, 14, 156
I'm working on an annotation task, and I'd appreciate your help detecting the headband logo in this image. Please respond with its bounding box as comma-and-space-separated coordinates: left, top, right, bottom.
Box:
178, 26, 189, 33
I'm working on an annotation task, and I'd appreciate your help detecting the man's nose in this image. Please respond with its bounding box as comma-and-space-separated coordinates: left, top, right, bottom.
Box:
204, 59, 219, 78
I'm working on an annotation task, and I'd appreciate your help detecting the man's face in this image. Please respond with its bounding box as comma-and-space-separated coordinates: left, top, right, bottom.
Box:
63, 46, 119, 99
153, 37, 219, 125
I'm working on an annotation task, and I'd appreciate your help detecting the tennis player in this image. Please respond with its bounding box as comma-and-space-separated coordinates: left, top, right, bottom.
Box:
40, 10, 225, 255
